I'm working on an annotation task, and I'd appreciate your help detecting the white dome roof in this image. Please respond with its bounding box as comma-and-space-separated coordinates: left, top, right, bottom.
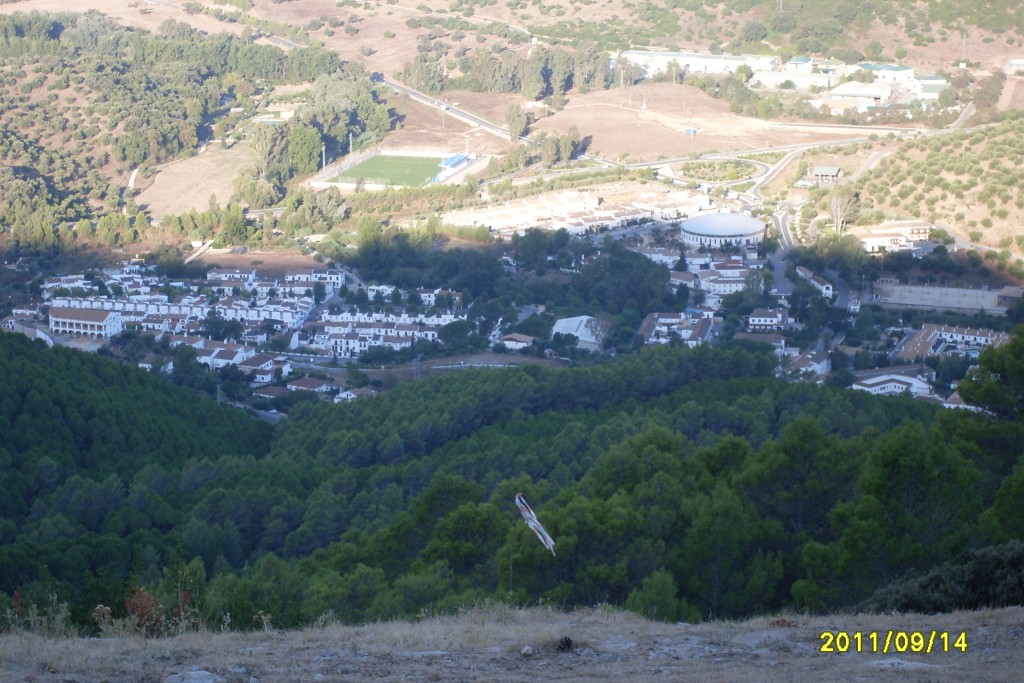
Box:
681, 212, 765, 237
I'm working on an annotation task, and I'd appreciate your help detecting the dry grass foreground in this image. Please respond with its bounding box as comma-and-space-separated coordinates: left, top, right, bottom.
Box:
1, 604, 1022, 682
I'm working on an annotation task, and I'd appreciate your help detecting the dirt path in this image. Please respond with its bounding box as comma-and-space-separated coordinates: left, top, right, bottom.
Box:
997, 75, 1024, 110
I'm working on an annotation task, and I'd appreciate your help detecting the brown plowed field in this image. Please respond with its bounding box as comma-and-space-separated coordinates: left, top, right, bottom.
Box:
529, 83, 872, 160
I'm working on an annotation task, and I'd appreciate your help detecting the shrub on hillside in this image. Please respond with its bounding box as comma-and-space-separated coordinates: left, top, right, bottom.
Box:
863, 541, 1024, 613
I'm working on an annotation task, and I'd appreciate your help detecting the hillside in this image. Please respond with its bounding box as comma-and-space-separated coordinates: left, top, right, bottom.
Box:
0, 10, 345, 249
1, 604, 1021, 682
5, 3, 1024, 262
0, 332, 274, 621
39, 0, 1023, 75
5, 330, 1024, 634
4, 0, 1024, 660
746, 115, 1024, 261
856, 117, 1024, 252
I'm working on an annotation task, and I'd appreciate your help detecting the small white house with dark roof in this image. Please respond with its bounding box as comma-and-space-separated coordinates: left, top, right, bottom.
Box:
239, 352, 279, 384
195, 343, 255, 369
747, 308, 787, 332
334, 387, 377, 402
788, 351, 831, 379
669, 271, 697, 288
253, 386, 290, 400
499, 333, 536, 350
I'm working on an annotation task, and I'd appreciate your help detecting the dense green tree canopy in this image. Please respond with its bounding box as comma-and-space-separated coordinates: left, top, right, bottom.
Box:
4, 334, 1023, 633
958, 325, 1024, 421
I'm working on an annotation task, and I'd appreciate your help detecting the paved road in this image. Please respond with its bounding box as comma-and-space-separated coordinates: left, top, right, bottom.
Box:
380, 78, 512, 141
184, 240, 215, 264
381, 79, 615, 169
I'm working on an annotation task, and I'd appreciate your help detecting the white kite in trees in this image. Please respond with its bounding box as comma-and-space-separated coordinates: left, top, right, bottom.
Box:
515, 492, 555, 556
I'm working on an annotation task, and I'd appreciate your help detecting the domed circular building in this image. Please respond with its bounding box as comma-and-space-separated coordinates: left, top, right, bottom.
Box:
680, 212, 766, 249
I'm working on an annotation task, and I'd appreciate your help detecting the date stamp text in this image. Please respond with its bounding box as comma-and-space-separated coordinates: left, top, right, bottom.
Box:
819, 630, 968, 654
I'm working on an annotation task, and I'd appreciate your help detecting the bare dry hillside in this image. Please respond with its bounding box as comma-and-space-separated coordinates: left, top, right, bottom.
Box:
1, 604, 1022, 682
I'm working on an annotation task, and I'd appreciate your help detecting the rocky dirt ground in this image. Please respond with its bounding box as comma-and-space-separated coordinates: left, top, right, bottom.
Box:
1, 604, 1021, 683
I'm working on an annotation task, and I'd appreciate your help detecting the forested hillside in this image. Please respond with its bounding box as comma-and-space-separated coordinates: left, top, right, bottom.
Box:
4, 331, 1024, 631
0, 10, 358, 251
0, 333, 273, 622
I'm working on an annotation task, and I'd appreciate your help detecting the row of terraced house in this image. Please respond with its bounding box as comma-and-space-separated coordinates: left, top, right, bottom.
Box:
5, 265, 349, 356
306, 310, 466, 358
4, 261, 474, 370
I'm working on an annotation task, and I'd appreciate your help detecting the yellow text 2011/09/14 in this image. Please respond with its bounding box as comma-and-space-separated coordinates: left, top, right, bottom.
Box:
819, 630, 969, 654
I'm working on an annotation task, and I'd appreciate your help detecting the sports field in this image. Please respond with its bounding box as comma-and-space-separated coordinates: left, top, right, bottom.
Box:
331, 154, 445, 186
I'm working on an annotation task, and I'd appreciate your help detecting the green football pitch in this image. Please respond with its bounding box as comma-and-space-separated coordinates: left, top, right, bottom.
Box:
331, 155, 445, 186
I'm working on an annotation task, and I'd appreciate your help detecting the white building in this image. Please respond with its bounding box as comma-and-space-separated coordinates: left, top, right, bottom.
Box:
499, 333, 536, 350
851, 220, 932, 253
366, 284, 396, 300
617, 50, 778, 77
858, 62, 916, 84
905, 323, 1010, 357
751, 70, 838, 91
679, 212, 765, 249
913, 75, 951, 101
638, 312, 712, 347
852, 373, 932, 398
282, 269, 345, 297
669, 271, 697, 288
795, 267, 833, 298
207, 268, 257, 284
747, 308, 787, 331
238, 352, 280, 384
732, 332, 787, 356
789, 350, 831, 378
1005, 58, 1024, 75
632, 247, 680, 267
552, 315, 605, 352
42, 274, 94, 297
48, 307, 123, 339
824, 81, 895, 112
194, 342, 256, 369
697, 271, 747, 295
